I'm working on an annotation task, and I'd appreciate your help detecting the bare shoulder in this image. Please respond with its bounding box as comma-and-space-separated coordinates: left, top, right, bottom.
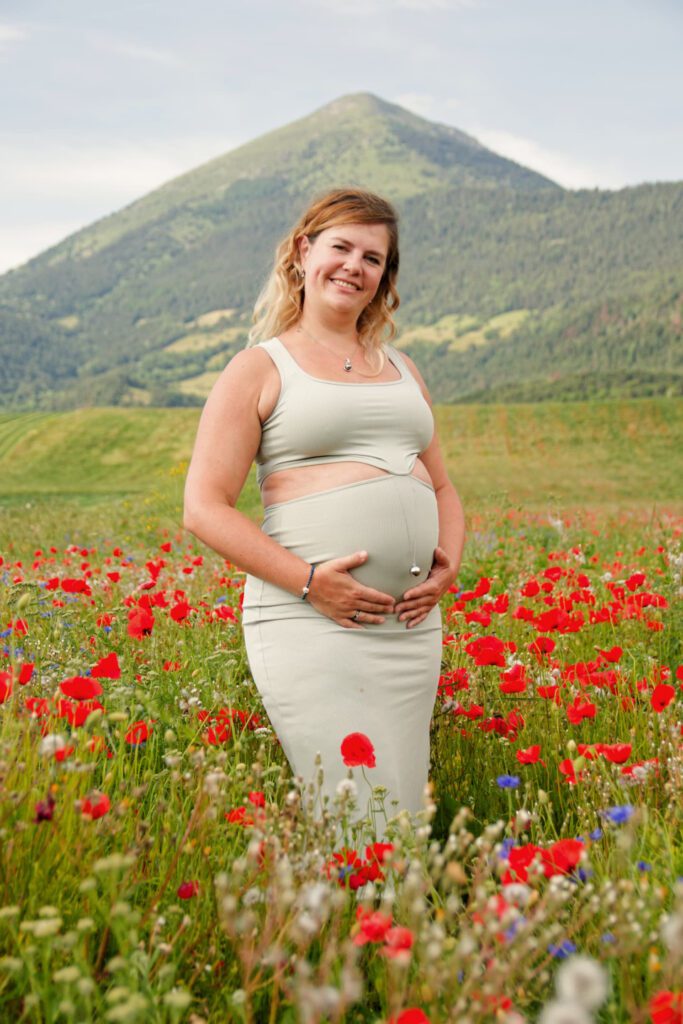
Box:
222, 344, 277, 384
393, 348, 432, 403
205, 343, 280, 425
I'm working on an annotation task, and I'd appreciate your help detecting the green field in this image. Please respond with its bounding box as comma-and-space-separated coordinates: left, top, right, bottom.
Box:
1, 400, 681, 524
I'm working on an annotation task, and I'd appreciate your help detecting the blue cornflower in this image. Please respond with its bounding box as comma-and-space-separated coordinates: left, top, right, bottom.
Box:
589, 827, 603, 841
601, 932, 616, 944
216, 596, 228, 604
504, 917, 525, 941
496, 775, 520, 789
602, 804, 635, 825
499, 837, 515, 861
0, 628, 12, 639
548, 940, 577, 960
637, 861, 651, 872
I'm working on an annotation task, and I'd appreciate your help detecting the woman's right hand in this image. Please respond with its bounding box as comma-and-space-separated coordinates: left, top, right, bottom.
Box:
306, 551, 395, 629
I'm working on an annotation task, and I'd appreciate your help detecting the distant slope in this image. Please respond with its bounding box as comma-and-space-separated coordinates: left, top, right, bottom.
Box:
0, 402, 681, 513
0, 92, 681, 408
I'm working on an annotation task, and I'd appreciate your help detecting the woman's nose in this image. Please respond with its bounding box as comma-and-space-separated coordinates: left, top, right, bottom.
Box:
342, 250, 362, 274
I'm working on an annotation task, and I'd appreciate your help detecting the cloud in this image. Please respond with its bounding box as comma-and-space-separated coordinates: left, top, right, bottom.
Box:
0, 23, 28, 47
94, 38, 186, 68
0, 136, 237, 203
0, 134, 243, 271
472, 128, 627, 189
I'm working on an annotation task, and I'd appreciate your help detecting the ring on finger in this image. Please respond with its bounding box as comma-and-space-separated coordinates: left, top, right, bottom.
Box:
351, 610, 361, 622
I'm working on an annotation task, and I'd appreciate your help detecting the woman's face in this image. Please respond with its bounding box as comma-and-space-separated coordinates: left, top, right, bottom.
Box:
297, 222, 390, 320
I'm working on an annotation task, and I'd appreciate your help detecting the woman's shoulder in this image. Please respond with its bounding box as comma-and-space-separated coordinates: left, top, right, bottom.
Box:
220, 341, 281, 385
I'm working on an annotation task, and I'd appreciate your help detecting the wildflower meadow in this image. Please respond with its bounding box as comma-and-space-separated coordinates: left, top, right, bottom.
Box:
0, 477, 681, 1022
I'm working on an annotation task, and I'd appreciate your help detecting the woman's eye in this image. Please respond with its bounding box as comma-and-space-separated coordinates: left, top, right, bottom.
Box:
367, 256, 380, 264
333, 244, 346, 251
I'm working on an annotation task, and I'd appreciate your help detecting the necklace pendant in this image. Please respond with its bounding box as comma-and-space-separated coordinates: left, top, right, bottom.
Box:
343, 358, 353, 372
410, 564, 421, 577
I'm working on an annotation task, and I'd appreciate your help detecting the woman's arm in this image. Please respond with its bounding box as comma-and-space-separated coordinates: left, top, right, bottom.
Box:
183, 348, 396, 628
393, 352, 466, 629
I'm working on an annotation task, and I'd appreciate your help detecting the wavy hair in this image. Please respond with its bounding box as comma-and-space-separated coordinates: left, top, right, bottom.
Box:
247, 187, 400, 365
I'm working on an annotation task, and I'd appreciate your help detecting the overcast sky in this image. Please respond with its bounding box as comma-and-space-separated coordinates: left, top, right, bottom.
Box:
1, 0, 680, 274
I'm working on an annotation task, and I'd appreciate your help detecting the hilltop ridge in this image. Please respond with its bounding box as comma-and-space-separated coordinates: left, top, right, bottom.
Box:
0, 92, 680, 409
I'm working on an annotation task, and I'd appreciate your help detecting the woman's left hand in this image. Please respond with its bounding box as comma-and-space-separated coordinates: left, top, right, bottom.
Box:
394, 546, 457, 629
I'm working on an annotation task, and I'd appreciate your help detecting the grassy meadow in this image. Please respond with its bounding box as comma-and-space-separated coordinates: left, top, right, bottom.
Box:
0, 401, 681, 1023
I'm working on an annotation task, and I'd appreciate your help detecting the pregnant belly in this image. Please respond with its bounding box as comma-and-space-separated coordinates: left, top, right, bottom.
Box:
262, 474, 439, 600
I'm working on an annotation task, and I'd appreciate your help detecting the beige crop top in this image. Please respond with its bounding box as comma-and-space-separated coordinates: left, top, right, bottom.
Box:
254, 337, 434, 487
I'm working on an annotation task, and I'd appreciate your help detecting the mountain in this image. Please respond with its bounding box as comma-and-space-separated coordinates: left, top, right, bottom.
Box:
0, 91, 681, 408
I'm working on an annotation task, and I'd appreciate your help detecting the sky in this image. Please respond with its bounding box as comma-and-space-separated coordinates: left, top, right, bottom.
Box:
0, 0, 681, 274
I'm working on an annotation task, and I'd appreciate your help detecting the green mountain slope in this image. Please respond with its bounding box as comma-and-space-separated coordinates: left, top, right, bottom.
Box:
0, 92, 681, 408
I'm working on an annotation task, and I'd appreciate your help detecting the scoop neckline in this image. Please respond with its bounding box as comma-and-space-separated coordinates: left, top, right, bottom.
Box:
271, 336, 406, 386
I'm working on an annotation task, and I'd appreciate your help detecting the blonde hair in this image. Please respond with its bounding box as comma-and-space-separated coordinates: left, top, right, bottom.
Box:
247, 187, 400, 364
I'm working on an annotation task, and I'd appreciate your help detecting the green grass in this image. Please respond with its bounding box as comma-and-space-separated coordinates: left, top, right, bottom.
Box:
0, 400, 681, 520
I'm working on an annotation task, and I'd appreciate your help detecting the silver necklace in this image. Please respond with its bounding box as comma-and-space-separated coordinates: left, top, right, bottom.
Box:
392, 477, 422, 577
296, 325, 385, 378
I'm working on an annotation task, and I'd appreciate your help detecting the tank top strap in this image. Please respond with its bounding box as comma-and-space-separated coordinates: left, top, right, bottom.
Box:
384, 344, 411, 378
257, 337, 297, 384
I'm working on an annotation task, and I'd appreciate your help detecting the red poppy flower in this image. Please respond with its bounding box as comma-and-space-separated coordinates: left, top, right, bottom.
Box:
248, 791, 266, 808
177, 881, 199, 900
516, 744, 543, 765
597, 645, 622, 662
33, 795, 56, 823
61, 578, 91, 595
225, 806, 254, 826
170, 600, 193, 622
57, 698, 103, 728
559, 758, 582, 785
499, 663, 528, 693
18, 662, 34, 685
528, 636, 555, 656
464, 635, 511, 667
382, 926, 414, 959
59, 676, 103, 701
341, 732, 376, 768
651, 684, 675, 713
127, 607, 155, 638
82, 792, 111, 820
125, 720, 152, 745
389, 1010, 430, 1024
649, 990, 683, 1024
596, 742, 632, 764
91, 652, 121, 679
353, 907, 393, 946
566, 696, 597, 724
541, 838, 584, 877
0, 672, 12, 703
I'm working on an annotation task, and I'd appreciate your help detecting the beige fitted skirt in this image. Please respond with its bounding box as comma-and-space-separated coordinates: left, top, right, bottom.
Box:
242, 474, 442, 836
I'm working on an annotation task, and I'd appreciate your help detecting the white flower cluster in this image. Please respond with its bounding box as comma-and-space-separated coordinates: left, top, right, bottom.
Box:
538, 955, 609, 1024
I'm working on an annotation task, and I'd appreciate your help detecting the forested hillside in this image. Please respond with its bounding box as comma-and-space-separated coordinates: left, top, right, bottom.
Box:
0, 92, 681, 408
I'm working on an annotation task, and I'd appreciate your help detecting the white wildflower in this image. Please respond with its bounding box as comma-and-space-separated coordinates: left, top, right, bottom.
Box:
538, 1000, 593, 1024
39, 733, 67, 757
335, 778, 358, 800
661, 911, 683, 957
555, 954, 609, 1010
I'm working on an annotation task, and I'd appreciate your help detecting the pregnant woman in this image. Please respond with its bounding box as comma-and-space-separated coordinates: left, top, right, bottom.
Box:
184, 187, 465, 835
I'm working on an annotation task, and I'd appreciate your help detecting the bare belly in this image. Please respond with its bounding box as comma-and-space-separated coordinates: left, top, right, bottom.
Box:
261, 459, 434, 508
